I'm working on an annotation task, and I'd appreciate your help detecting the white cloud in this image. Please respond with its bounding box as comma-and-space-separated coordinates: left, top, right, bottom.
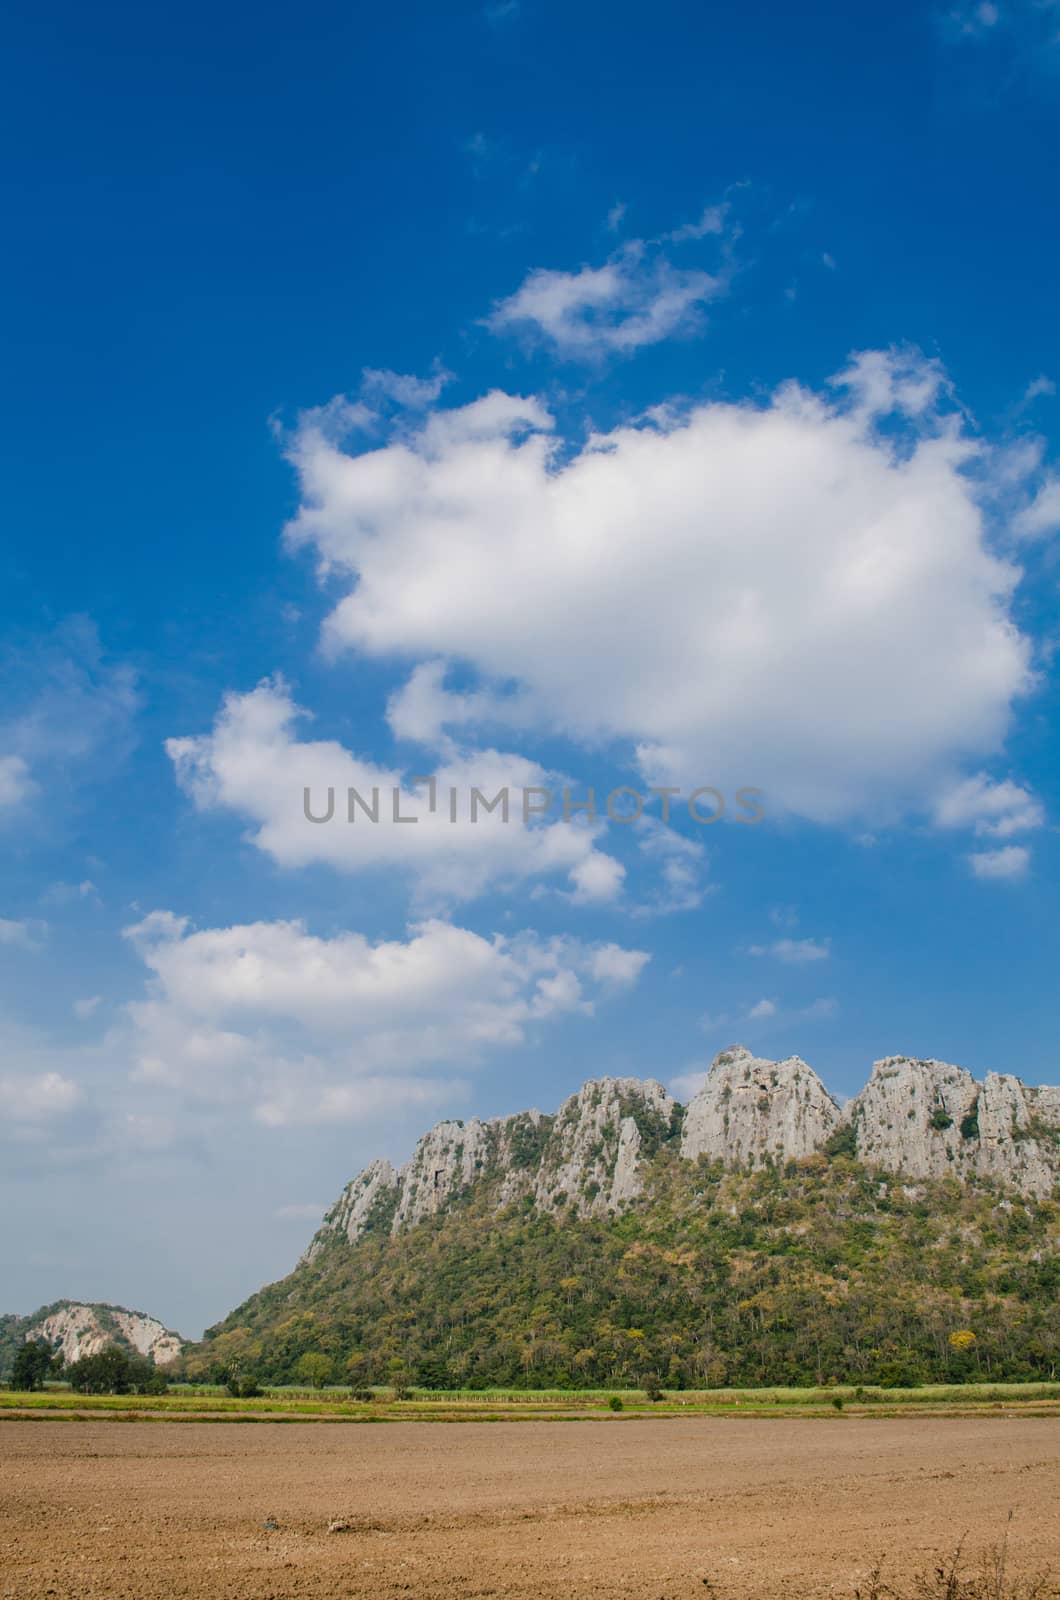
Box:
588, 943, 652, 985
120, 912, 649, 1126
74, 996, 103, 1020
967, 844, 1030, 880
934, 772, 1044, 837
749, 937, 830, 964
748, 997, 777, 1019
167, 679, 623, 908
485, 224, 730, 358
568, 852, 626, 904
284, 349, 1034, 828
0, 1071, 81, 1121
0, 917, 46, 950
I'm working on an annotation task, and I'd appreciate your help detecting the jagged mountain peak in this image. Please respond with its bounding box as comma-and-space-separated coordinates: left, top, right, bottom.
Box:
849, 1053, 1060, 1197
680, 1045, 842, 1166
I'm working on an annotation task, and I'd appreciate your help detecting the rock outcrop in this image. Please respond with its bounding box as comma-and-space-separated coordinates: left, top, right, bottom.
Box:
848, 1056, 1060, 1199
680, 1046, 842, 1166
306, 1048, 1059, 1255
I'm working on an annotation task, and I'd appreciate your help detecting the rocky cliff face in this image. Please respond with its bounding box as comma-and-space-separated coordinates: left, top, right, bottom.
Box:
680, 1046, 842, 1166
306, 1047, 1060, 1255
848, 1056, 1060, 1199
5, 1301, 186, 1368
305, 1078, 677, 1257
532, 1077, 675, 1216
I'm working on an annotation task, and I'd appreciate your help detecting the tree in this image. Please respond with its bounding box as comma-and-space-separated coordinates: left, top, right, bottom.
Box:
295, 1352, 334, 1389
67, 1345, 133, 1394
12, 1339, 56, 1391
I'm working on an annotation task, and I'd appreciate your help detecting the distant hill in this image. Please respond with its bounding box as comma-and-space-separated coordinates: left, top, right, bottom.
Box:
0, 1300, 187, 1378
187, 1048, 1059, 1390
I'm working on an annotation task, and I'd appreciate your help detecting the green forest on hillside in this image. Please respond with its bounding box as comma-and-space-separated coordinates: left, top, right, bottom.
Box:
187, 1150, 1060, 1390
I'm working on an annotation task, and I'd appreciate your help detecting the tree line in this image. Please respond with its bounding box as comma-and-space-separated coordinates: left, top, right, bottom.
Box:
8, 1338, 168, 1395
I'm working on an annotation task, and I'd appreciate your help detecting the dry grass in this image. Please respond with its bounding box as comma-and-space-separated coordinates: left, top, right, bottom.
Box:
857, 1517, 1058, 1600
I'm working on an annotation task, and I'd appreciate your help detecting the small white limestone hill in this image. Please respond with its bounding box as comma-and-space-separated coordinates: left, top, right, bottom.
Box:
1, 1300, 187, 1369
305, 1047, 1059, 1257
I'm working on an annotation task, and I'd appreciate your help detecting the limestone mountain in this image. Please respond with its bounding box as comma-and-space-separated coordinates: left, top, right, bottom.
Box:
0, 1300, 187, 1378
190, 1045, 1059, 1390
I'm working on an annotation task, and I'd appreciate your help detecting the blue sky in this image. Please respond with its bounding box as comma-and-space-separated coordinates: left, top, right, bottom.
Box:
2, 0, 1059, 1336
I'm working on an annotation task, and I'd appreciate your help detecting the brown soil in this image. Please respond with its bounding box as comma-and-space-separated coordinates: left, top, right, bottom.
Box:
1, 1417, 1057, 1598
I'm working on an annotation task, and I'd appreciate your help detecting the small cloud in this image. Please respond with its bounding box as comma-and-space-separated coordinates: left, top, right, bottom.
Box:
73, 996, 103, 1020
934, 774, 1044, 836
1013, 477, 1060, 540
748, 937, 830, 964
1021, 375, 1055, 408
361, 366, 451, 409
748, 997, 777, 1019
0, 917, 47, 950
799, 996, 839, 1020
606, 201, 627, 232
486, 206, 735, 360
483, 0, 519, 21
634, 820, 710, 914
822, 251, 838, 270
699, 1010, 732, 1032
567, 852, 626, 904
588, 943, 651, 986
42, 879, 100, 906
666, 204, 728, 243
274, 1203, 328, 1222
968, 844, 1030, 880
768, 905, 799, 930
0, 754, 34, 810
670, 1063, 710, 1099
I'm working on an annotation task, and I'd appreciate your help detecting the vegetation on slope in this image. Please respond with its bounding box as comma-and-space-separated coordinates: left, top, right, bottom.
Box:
186, 1151, 1059, 1389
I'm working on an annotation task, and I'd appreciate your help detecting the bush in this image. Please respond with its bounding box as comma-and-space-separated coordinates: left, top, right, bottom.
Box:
350, 1387, 374, 1403
224, 1371, 262, 1398
608, 1395, 624, 1411
875, 1359, 925, 1389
